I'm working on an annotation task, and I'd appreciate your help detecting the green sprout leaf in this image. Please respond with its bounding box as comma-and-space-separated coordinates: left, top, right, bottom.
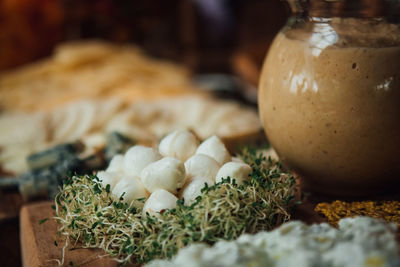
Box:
39, 218, 49, 225
54, 148, 297, 264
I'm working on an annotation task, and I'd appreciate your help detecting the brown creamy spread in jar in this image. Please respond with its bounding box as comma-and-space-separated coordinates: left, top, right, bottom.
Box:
259, 19, 400, 195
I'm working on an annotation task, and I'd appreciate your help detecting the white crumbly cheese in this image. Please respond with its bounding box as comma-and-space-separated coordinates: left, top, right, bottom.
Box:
146, 217, 400, 267
215, 162, 252, 185
159, 130, 199, 162
111, 175, 148, 207
123, 146, 162, 176
195, 135, 231, 166
140, 157, 186, 194
184, 154, 220, 182
96, 170, 122, 191
106, 154, 125, 174
143, 189, 178, 216
181, 177, 215, 205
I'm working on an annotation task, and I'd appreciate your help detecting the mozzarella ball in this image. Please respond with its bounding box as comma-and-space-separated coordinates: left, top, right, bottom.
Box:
112, 176, 149, 207
182, 177, 214, 205
143, 189, 178, 216
215, 162, 252, 185
159, 130, 199, 161
195, 135, 231, 166
141, 157, 186, 194
106, 154, 125, 174
123, 145, 162, 176
96, 171, 122, 191
184, 154, 219, 182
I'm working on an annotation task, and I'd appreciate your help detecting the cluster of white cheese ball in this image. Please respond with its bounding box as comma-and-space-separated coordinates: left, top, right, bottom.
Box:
96, 130, 252, 216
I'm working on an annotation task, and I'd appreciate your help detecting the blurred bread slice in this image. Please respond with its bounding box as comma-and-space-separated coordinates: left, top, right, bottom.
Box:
0, 96, 263, 174
104, 96, 264, 153
0, 40, 203, 112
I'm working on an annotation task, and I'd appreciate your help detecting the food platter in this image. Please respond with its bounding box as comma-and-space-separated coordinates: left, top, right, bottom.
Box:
15, 127, 316, 267
20, 198, 325, 267
1, 40, 400, 267
0, 41, 274, 266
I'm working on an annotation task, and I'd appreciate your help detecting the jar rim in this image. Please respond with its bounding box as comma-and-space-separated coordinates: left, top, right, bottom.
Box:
286, 0, 400, 21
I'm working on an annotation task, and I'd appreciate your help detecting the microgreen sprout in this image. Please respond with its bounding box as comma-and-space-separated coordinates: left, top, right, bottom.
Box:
54, 148, 297, 264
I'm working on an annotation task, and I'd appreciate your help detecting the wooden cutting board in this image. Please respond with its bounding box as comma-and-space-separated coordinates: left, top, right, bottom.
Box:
20, 201, 123, 267
20, 199, 325, 267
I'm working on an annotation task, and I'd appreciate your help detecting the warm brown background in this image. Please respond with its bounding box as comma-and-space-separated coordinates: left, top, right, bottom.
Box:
0, 0, 289, 81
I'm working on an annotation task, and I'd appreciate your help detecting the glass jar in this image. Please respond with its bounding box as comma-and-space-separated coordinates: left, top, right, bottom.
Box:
258, 0, 400, 196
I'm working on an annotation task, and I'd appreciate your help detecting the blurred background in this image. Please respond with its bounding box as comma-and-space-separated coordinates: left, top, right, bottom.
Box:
0, 0, 288, 84
0, 0, 289, 266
